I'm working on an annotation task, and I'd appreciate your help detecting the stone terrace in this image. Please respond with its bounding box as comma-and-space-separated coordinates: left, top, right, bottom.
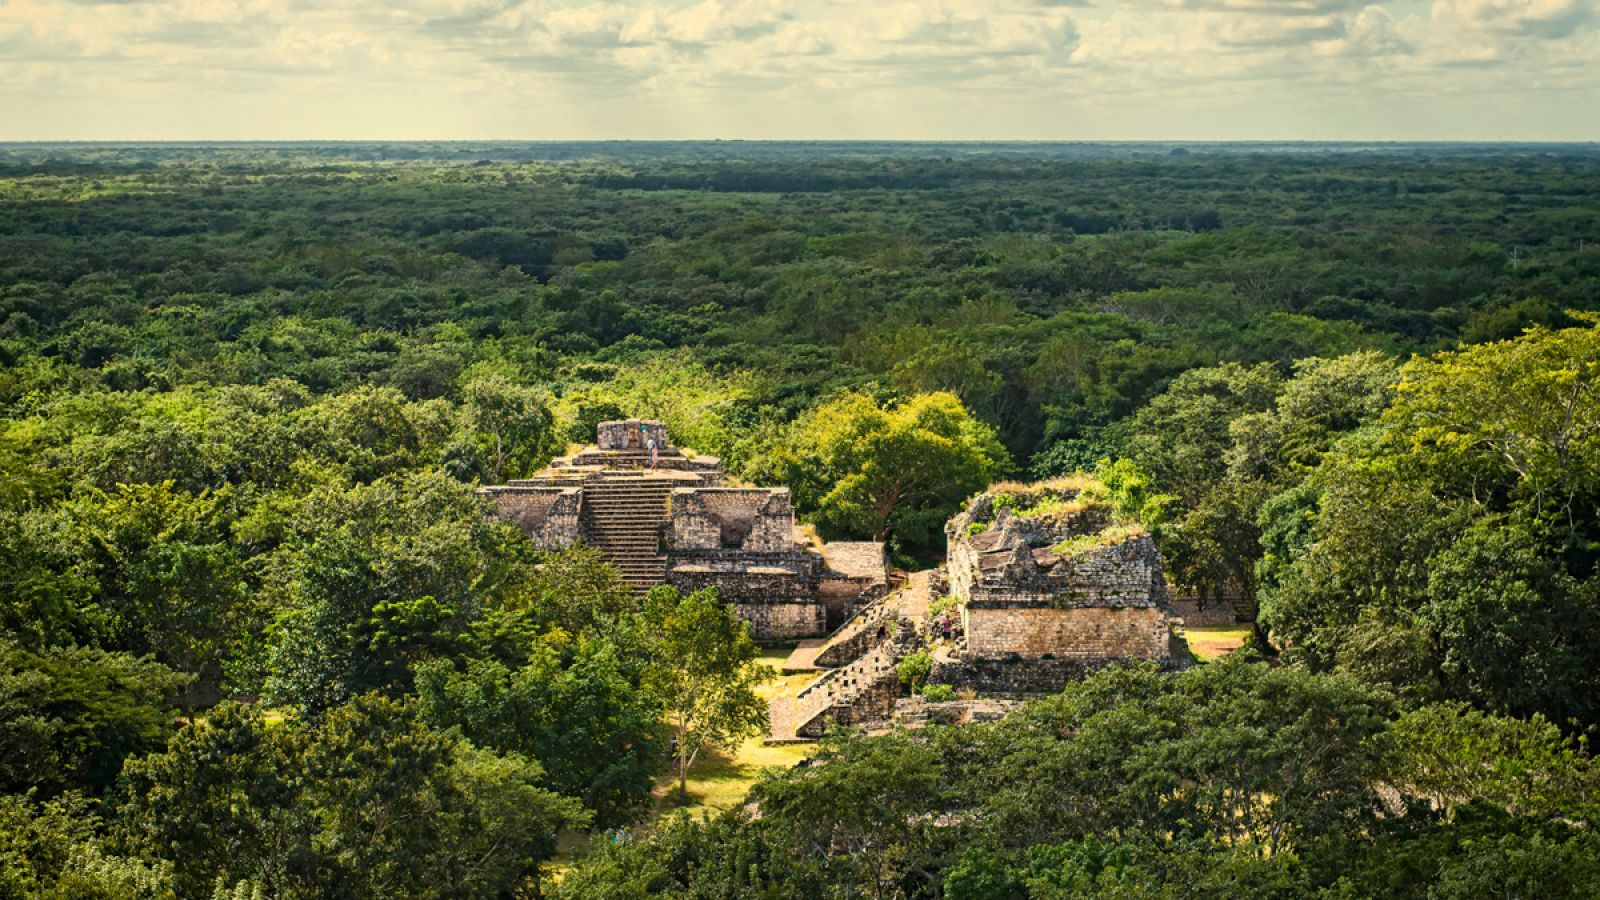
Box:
481, 419, 887, 640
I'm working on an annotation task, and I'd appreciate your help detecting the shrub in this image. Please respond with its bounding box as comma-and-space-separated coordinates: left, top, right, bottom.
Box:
898, 651, 933, 693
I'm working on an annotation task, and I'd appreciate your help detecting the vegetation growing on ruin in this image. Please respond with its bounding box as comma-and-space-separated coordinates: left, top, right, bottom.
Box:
1051, 523, 1148, 560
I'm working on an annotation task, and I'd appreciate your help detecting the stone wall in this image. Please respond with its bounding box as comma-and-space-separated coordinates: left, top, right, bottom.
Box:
734, 601, 828, 642
479, 487, 581, 549
928, 655, 1186, 696
796, 669, 900, 737
963, 605, 1171, 659
818, 541, 888, 629
1032, 536, 1169, 608
665, 563, 824, 640
668, 488, 795, 552
894, 696, 1021, 727
814, 598, 900, 668
596, 419, 669, 451
819, 578, 886, 632
1170, 595, 1245, 627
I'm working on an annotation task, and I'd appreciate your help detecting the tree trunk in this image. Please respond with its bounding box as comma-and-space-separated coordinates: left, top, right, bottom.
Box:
677, 720, 689, 797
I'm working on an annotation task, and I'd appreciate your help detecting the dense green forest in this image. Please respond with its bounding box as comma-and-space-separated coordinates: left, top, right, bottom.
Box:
2, 143, 1599, 898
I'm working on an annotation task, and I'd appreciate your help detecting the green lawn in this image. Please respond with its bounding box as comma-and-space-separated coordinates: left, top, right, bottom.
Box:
1187, 626, 1252, 662
549, 650, 818, 880
645, 644, 817, 821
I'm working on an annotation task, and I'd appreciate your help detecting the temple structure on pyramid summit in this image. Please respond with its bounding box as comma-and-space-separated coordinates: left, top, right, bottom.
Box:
479, 419, 888, 641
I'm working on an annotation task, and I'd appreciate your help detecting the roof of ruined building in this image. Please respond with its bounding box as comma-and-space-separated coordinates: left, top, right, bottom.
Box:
820, 541, 887, 583
967, 530, 1007, 552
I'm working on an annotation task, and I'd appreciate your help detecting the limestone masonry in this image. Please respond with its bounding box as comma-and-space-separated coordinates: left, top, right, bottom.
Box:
936, 480, 1188, 690
767, 478, 1189, 742
480, 419, 887, 640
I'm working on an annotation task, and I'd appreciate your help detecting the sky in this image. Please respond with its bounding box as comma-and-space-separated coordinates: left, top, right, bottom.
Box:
1, 0, 1597, 141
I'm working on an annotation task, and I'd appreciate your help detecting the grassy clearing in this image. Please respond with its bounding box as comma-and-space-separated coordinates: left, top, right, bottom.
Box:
756, 646, 817, 700
1187, 626, 1252, 662
548, 647, 818, 880
645, 645, 817, 821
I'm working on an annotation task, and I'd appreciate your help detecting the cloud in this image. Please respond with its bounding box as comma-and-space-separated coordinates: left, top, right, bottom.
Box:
1216, 14, 1347, 46
1162, 0, 1370, 15
1433, 0, 1597, 38
0, 0, 1594, 138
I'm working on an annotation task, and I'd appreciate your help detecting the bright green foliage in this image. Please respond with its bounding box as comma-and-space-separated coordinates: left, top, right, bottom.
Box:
55, 482, 243, 707
115, 697, 586, 899
556, 351, 762, 471
762, 391, 1007, 559
414, 638, 662, 826
0, 509, 96, 650
0, 643, 186, 795
1260, 323, 1600, 726
0, 792, 174, 899
262, 472, 535, 714
1090, 458, 1178, 530
454, 372, 555, 482
637, 586, 770, 797
898, 650, 932, 692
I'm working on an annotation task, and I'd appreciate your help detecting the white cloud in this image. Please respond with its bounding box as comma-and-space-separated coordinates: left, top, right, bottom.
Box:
0, 0, 1594, 138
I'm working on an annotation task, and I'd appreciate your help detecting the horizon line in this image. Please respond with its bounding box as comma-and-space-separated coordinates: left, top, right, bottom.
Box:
4, 138, 1599, 146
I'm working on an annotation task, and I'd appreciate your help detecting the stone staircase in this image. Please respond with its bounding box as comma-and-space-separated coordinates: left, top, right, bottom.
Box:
812, 570, 933, 668
766, 571, 939, 743
813, 591, 900, 668
769, 644, 900, 741
581, 475, 673, 593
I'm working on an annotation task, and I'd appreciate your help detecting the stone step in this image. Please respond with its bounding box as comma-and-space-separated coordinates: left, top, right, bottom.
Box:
785, 644, 901, 739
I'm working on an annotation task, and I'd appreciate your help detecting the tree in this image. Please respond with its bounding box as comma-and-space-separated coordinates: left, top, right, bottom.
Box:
0, 643, 187, 795
262, 472, 535, 713
1388, 701, 1598, 825
1258, 322, 1600, 726
1124, 362, 1281, 506
57, 481, 244, 707
752, 732, 946, 895
112, 704, 311, 899
457, 372, 555, 482
115, 696, 587, 899
415, 638, 662, 826
519, 543, 637, 642
762, 391, 1007, 559
1225, 350, 1397, 481
0, 792, 174, 899
637, 586, 770, 797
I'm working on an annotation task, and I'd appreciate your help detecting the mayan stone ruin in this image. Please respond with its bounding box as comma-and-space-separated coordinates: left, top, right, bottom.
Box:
480, 419, 888, 640
766, 477, 1188, 741
925, 479, 1189, 694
